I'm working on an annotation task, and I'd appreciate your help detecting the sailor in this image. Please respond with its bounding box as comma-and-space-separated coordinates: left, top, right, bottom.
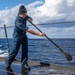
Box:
6, 5, 45, 70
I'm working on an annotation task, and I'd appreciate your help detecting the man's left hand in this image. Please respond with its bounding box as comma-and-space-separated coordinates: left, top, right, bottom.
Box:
28, 18, 33, 22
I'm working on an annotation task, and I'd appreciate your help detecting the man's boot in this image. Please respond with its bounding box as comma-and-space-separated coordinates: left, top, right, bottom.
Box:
6, 62, 11, 69
22, 63, 30, 71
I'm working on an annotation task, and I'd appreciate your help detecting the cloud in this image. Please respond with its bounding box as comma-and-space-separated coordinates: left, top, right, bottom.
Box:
0, 0, 75, 38
23, 0, 75, 24
64, 26, 75, 33
39, 26, 75, 38
0, 4, 21, 27
0, 29, 5, 38
0, 0, 75, 26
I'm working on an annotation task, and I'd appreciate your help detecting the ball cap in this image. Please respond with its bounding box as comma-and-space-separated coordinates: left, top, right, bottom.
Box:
19, 5, 27, 14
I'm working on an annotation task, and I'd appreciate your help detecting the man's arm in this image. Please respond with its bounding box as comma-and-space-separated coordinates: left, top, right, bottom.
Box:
26, 16, 45, 36
26, 28, 45, 36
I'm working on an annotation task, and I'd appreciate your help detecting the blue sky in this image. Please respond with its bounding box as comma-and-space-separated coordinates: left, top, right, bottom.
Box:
0, 0, 43, 10
0, 0, 75, 38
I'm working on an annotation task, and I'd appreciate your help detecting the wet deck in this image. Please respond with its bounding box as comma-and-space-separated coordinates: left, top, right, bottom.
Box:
0, 57, 75, 75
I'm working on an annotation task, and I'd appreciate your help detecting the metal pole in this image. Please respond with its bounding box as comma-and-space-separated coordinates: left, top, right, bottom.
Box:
4, 24, 10, 55
29, 22, 72, 61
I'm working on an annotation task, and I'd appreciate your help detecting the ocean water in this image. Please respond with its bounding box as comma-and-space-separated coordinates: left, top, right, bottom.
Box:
0, 38, 75, 67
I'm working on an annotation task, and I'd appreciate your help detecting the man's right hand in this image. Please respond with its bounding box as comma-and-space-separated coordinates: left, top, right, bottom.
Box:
38, 32, 45, 37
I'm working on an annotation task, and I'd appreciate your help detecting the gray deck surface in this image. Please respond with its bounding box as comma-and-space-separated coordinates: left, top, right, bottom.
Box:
0, 57, 75, 75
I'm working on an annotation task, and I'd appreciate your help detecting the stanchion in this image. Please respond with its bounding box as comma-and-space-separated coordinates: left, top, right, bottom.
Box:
4, 25, 10, 55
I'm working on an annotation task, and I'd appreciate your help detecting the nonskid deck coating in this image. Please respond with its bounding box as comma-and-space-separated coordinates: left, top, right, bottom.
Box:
0, 57, 75, 75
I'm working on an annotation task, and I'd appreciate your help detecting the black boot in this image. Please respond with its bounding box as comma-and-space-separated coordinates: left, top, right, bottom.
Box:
6, 62, 11, 69
22, 63, 30, 71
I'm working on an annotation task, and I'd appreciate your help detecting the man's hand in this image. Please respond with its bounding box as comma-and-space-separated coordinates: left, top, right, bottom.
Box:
38, 32, 45, 36
28, 18, 33, 22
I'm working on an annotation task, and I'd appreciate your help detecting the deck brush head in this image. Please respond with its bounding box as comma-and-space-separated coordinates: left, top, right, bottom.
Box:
65, 52, 72, 61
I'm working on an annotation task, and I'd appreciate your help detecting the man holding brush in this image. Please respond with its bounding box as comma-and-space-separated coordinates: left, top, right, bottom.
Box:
6, 5, 44, 71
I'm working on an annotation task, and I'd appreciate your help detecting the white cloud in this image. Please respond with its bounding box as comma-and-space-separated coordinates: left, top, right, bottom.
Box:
0, 0, 75, 38
27, 1, 43, 7
64, 26, 75, 33
0, 0, 75, 26
26, 0, 75, 23
0, 29, 5, 38
0, 4, 21, 27
67, 0, 75, 6
39, 26, 75, 38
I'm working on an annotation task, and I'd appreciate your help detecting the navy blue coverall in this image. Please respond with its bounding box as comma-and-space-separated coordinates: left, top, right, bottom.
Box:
7, 15, 32, 66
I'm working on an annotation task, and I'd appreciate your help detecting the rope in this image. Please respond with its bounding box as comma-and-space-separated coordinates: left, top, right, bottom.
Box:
28, 20, 75, 26
0, 20, 75, 28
